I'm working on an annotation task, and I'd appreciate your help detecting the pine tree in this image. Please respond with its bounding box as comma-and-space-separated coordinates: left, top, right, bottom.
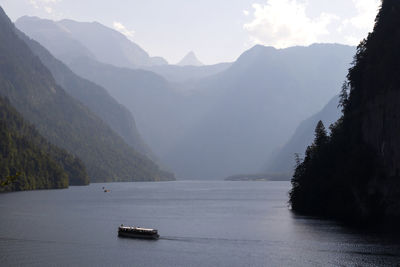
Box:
313, 121, 328, 148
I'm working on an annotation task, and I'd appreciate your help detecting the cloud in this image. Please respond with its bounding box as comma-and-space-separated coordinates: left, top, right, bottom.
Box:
243, 10, 250, 16
337, 0, 379, 45
244, 0, 338, 48
348, 0, 380, 29
29, 0, 39, 9
44, 6, 53, 14
113, 22, 135, 40
244, 0, 380, 48
28, 0, 62, 15
29, 0, 61, 6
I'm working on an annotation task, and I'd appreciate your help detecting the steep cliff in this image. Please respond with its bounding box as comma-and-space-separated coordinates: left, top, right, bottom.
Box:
350, 1, 400, 179
290, 0, 400, 225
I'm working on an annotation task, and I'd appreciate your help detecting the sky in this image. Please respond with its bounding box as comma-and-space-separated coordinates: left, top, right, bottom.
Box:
0, 0, 380, 65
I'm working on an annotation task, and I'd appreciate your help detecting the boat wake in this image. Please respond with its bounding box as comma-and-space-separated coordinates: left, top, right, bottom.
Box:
159, 235, 266, 245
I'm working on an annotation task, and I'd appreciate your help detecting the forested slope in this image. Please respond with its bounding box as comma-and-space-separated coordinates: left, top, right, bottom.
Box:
0, 96, 89, 191
0, 6, 174, 182
17, 30, 156, 161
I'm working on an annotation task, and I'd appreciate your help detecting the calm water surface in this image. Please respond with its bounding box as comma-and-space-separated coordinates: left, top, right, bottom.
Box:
1, 181, 400, 266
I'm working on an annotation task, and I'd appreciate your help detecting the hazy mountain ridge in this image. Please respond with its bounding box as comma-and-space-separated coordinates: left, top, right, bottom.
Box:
164, 44, 355, 179
146, 62, 232, 83
16, 15, 355, 180
265, 95, 341, 174
0, 7, 174, 183
17, 30, 156, 161
177, 51, 203, 66
63, 43, 355, 180
16, 16, 167, 68
16, 16, 231, 84
66, 57, 184, 157
15, 16, 229, 167
15, 16, 96, 64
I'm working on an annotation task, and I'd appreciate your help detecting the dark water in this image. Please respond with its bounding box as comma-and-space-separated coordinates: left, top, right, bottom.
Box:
1, 181, 400, 266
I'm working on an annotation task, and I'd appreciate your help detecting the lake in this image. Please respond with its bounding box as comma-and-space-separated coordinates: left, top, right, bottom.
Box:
1, 181, 400, 266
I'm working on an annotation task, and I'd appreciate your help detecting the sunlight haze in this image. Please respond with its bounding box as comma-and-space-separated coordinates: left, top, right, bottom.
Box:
1, 0, 379, 64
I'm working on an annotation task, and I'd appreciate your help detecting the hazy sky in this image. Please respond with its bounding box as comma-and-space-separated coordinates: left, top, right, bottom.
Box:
0, 0, 380, 65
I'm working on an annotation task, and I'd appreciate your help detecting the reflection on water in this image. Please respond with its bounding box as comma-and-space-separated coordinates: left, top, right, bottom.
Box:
0, 181, 399, 266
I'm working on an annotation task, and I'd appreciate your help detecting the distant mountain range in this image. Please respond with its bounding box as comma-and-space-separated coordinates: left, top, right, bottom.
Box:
146, 62, 232, 83
16, 16, 168, 68
16, 29, 156, 161
177, 51, 204, 66
265, 95, 342, 175
0, 7, 174, 184
16, 15, 355, 180
163, 44, 354, 179
15, 16, 232, 82
65, 56, 182, 157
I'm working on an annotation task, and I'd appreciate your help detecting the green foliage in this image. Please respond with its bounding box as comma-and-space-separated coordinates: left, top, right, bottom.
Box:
0, 96, 78, 191
0, 173, 21, 187
0, 97, 89, 186
0, 7, 174, 182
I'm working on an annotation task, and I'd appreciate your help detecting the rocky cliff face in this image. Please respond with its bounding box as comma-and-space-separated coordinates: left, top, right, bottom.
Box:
347, 0, 400, 179
361, 92, 400, 178
359, 89, 400, 220
340, 0, 400, 222
289, 0, 400, 225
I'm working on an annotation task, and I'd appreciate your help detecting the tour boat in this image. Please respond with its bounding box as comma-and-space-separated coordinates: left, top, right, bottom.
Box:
118, 225, 160, 240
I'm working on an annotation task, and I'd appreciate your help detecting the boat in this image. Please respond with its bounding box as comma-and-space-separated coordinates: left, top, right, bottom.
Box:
118, 225, 160, 240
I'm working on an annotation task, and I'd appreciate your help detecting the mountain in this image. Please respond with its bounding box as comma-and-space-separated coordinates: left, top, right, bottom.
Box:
290, 0, 400, 225
17, 16, 355, 180
265, 95, 341, 175
14, 15, 180, 162
177, 51, 204, 66
14, 16, 96, 65
16, 29, 155, 161
0, 7, 174, 182
15, 16, 167, 68
66, 57, 183, 157
0, 95, 88, 191
146, 63, 231, 83
16, 15, 231, 83
68, 44, 354, 180
164, 44, 355, 179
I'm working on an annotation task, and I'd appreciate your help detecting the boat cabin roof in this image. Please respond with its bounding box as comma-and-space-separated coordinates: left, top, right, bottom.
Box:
119, 226, 156, 231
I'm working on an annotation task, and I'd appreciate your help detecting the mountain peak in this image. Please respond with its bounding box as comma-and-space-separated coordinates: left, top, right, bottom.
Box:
177, 51, 203, 66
